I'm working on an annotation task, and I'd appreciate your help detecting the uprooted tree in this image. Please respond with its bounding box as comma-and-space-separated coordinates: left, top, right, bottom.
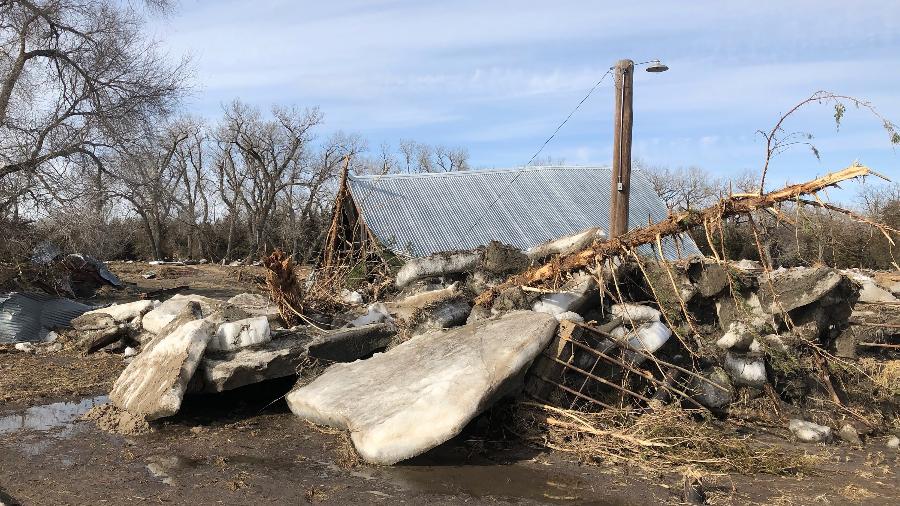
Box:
475, 164, 892, 306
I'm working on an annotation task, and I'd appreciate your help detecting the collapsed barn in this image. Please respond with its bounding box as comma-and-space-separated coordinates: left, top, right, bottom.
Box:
325, 165, 700, 260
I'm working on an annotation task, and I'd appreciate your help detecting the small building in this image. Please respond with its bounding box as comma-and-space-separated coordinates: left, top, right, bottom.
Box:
324, 165, 700, 263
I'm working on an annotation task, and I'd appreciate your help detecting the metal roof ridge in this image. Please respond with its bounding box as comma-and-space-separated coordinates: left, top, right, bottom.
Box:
348, 164, 614, 182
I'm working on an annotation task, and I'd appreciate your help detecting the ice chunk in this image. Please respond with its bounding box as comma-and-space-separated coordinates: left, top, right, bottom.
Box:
207, 316, 271, 352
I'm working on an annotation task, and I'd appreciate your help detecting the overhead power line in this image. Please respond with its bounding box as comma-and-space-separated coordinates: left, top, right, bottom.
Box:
462, 68, 615, 238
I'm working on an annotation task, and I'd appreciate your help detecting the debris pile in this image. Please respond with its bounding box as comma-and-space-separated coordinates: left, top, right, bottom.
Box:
77, 257, 896, 467
18, 165, 895, 475
66, 289, 404, 422
0, 244, 125, 343
273, 165, 898, 467
26, 242, 124, 297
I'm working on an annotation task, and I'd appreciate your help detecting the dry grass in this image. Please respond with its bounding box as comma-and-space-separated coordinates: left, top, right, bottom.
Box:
839, 484, 878, 502
304, 421, 361, 469
838, 483, 878, 503
511, 402, 819, 475
858, 359, 900, 398
0, 344, 123, 408
108, 261, 266, 297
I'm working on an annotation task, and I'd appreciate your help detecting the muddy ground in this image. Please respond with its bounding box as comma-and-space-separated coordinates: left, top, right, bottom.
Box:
1, 262, 898, 505
104, 261, 272, 302
1, 379, 898, 505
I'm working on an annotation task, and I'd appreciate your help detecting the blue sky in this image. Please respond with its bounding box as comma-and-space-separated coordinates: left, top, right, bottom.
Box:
153, 0, 900, 201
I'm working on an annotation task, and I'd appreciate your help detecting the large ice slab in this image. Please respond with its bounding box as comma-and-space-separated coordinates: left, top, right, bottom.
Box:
110, 316, 214, 420
207, 316, 271, 351
196, 334, 310, 393
83, 300, 158, 323
286, 310, 558, 464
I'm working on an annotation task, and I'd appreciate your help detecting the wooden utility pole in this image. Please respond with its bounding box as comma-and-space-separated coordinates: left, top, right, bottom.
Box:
609, 59, 634, 238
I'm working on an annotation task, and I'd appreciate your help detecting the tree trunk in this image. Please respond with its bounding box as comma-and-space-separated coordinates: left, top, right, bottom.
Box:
138, 213, 160, 260
152, 216, 167, 260
95, 167, 104, 218
224, 214, 235, 262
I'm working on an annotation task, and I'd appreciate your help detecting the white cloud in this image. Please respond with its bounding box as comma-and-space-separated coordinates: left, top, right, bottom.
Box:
700, 136, 719, 147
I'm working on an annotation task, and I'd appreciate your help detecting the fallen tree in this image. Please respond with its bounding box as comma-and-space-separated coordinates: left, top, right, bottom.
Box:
475, 163, 886, 306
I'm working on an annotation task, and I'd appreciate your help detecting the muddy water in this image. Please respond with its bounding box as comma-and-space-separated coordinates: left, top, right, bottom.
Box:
366, 462, 616, 504
133, 449, 620, 503
0, 395, 106, 435
335, 437, 619, 504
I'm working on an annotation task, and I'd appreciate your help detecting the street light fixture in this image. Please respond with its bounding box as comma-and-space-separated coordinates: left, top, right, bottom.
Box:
644, 59, 669, 73
609, 58, 669, 238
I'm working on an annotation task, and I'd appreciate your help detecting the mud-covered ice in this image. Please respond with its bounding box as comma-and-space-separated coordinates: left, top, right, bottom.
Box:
287, 310, 558, 464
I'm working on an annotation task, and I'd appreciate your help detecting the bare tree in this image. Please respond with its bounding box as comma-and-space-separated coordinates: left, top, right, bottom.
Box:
727, 169, 761, 194
0, 0, 188, 214
857, 182, 900, 221
215, 100, 323, 256
282, 130, 364, 256
414, 142, 434, 173
364, 142, 398, 175
171, 118, 211, 259
214, 141, 246, 262
434, 145, 469, 172
109, 124, 188, 260
641, 162, 720, 212
757, 91, 899, 192
390, 139, 469, 173
397, 139, 416, 173
528, 155, 567, 166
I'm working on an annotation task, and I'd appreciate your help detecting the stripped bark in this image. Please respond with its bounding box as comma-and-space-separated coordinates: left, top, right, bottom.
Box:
475, 164, 880, 306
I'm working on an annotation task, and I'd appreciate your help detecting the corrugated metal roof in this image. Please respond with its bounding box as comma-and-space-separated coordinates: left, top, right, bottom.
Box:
0, 292, 92, 343
347, 166, 701, 259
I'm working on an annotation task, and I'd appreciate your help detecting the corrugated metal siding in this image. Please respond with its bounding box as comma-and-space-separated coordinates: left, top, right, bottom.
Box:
0, 292, 92, 343
348, 166, 701, 259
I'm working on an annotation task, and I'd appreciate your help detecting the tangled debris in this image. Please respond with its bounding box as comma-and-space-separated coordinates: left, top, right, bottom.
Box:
511, 402, 819, 475
3, 243, 125, 298
263, 249, 308, 327
475, 163, 882, 306
272, 164, 897, 470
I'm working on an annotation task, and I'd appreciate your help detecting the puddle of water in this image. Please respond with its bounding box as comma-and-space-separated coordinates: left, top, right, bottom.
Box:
0, 395, 108, 435
364, 463, 619, 504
